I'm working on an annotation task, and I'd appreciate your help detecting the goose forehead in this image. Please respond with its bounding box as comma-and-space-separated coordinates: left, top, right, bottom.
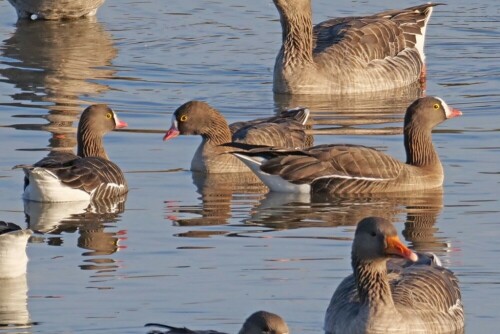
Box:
435, 97, 451, 116
111, 109, 120, 124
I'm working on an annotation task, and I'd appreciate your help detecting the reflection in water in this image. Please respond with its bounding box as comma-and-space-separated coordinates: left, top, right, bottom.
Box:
0, 223, 32, 328
24, 196, 127, 286
165, 172, 267, 230
0, 17, 117, 153
274, 83, 424, 136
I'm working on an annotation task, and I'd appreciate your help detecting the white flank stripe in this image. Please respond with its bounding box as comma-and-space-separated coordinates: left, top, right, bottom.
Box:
313, 174, 390, 182
414, 6, 433, 61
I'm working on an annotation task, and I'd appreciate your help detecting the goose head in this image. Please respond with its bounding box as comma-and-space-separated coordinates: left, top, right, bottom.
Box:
404, 96, 462, 131
164, 101, 228, 141
79, 104, 128, 135
352, 217, 418, 264
239, 311, 289, 334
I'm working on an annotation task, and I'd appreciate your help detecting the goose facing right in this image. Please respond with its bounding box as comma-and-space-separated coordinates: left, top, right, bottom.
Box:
17, 104, 128, 202
232, 96, 462, 195
273, 1, 439, 94
324, 217, 464, 333
146, 310, 289, 334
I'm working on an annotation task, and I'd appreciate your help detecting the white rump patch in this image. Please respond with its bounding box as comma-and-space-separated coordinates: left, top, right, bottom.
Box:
23, 168, 90, 202
414, 6, 433, 61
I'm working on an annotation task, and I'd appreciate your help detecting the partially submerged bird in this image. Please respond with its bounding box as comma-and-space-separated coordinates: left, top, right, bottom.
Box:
324, 217, 464, 333
272, 1, 439, 94
231, 96, 462, 195
163, 101, 311, 173
0, 221, 32, 279
7, 0, 106, 20
146, 310, 289, 334
16, 104, 128, 202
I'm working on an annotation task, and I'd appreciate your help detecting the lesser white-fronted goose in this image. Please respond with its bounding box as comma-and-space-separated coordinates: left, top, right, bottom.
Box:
17, 104, 128, 202
272, 1, 438, 94
324, 217, 464, 333
232, 96, 462, 195
146, 310, 289, 334
163, 101, 311, 173
0, 221, 32, 279
7, 0, 106, 20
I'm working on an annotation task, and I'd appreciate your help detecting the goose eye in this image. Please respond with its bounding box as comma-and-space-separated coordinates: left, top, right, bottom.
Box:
370, 231, 377, 237
179, 115, 188, 122
433, 103, 440, 110
105, 113, 113, 119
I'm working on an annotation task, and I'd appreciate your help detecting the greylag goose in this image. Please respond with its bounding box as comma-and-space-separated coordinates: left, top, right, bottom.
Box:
146, 310, 289, 334
7, 0, 106, 20
16, 104, 128, 202
0, 221, 32, 279
272, 1, 439, 94
324, 217, 464, 333
231, 96, 462, 195
163, 101, 311, 173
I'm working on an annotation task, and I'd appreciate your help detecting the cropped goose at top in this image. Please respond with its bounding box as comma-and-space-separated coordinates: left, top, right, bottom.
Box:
231, 96, 462, 195
0, 221, 32, 279
272, 0, 439, 94
16, 104, 128, 202
145, 310, 289, 334
324, 217, 464, 333
163, 100, 312, 173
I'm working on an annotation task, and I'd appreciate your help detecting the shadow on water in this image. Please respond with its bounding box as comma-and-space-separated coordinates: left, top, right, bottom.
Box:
0, 17, 117, 153
274, 83, 424, 136
25, 196, 127, 287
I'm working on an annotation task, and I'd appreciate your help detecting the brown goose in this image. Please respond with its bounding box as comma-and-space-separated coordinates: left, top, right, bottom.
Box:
163, 101, 311, 173
145, 310, 289, 334
324, 217, 464, 333
232, 96, 462, 195
7, 0, 106, 20
17, 104, 128, 202
273, 1, 439, 94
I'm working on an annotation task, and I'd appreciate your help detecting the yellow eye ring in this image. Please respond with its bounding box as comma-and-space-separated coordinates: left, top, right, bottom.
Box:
180, 115, 188, 122
433, 104, 440, 110
105, 113, 113, 119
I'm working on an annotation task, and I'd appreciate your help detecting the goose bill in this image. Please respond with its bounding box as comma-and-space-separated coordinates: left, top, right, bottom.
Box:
385, 235, 418, 262
163, 122, 180, 141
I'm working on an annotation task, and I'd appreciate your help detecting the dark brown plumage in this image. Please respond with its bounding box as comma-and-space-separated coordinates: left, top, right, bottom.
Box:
163, 101, 311, 173
232, 96, 462, 195
17, 104, 128, 202
273, 1, 440, 94
324, 217, 464, 333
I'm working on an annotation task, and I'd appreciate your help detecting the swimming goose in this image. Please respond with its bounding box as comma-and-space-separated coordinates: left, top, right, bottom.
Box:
146, 310, 289, 334
231, 96, 462, 195
17, 104, 128, 202
0, 221, 32, 279
7, 0, 106, 20
272, 1, 439, 94
163, 101, 311, 173
324, 217, 464, 333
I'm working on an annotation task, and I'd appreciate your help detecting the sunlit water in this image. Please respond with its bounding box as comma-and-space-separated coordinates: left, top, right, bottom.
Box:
0, 0, 498, 333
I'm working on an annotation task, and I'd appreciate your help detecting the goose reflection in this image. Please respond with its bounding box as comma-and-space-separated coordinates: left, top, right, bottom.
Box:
0, 17, 117, 154
241, 188, 448, 255
24, 196, 127, 281
274, 83, 423, 136
0, 221, 32, 328
165, 172, 267, 233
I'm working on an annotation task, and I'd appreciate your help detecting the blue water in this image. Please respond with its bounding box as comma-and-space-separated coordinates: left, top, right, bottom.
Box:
0, 0, 498, 333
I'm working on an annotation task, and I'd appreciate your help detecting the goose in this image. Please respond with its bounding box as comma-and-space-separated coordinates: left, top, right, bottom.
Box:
7, 0, 106, 20
146, 310, 289, 334
16, 104, 128, 202
0, 221, 32, 279
272, 1, 439, 94
324, 217, 464, 333
231, 96, 462, 195
163, 101, 311, 173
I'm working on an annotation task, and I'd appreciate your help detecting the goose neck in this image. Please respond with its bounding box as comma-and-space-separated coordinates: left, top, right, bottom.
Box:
77, 121, 109, 159
353, 257, 396, 309
202, 116, 232, 146
278, 4, 314, 66
404, 125, 440, 167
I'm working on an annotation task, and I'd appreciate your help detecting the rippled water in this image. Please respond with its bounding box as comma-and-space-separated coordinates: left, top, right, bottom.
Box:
0, 0, 498, 333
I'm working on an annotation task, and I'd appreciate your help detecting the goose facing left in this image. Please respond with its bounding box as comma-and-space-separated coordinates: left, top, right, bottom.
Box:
16, 104, 128, 202
324, 217, 464, 333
